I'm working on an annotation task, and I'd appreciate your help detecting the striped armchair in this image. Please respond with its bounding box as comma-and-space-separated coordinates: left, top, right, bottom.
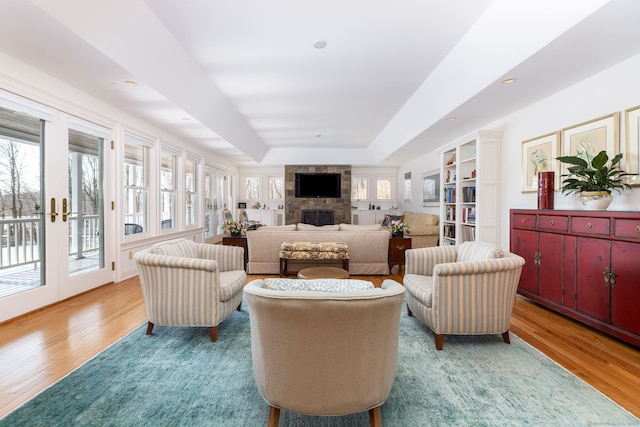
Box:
134, 238, 246, 342
403, 241, 525, 350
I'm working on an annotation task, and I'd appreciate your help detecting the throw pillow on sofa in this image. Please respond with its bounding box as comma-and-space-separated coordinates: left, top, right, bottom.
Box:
264, 278, 375, 292
382, 214, 404, 227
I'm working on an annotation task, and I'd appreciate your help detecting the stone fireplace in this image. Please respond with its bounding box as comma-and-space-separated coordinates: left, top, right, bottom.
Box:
285, 165, 351, 225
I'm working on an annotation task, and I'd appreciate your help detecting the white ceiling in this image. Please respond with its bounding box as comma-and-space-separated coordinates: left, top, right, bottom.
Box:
1, 0, 639, 167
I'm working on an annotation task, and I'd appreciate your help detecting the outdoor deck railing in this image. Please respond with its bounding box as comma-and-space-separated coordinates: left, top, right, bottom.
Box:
0, 215, 100, 271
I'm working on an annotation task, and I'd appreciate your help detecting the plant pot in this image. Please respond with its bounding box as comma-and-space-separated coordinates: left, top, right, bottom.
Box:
578, 191, 613, 210
391, 231, 404, 238
230, 231, 242, 237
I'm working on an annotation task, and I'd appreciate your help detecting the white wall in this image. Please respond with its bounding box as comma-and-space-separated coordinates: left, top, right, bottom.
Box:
400, 53, 640, 249
396, 154, 441, 215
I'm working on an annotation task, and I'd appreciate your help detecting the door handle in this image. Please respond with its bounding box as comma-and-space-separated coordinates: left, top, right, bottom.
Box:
48, 198, 58, 223
62, 198, 72, 222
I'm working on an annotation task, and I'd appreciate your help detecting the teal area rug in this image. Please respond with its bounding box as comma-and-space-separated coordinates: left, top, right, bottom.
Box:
2, 302, 638, 426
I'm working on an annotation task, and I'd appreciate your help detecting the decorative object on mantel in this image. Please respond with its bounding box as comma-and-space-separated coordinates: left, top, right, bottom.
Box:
389, 220, 410, 238
537, 171, 555, 209
556, 150, 636, 210
222, 220, 242, 236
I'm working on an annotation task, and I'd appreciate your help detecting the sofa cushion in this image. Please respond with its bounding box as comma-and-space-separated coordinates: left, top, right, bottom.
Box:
150, 239, 198, 258
339, 223, 382, 231
457, 241, 504, 262
382, 214, 404, 227
254, 224, 297, 231
296, 223, 340, 231
264, 278, 374, 292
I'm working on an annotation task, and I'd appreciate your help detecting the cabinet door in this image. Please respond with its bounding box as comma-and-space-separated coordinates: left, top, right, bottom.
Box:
610, 241, 640, 335
513, 229, 538, 294
538, 232, 564, 304
576, 237, 610, 322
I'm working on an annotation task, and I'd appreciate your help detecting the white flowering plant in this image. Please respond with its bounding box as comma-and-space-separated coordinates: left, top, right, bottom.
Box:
222, 220, 242, 234
389, 220, 410, 235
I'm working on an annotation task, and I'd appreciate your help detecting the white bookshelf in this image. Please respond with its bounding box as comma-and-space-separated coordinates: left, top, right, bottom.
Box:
439, 130, 502, 246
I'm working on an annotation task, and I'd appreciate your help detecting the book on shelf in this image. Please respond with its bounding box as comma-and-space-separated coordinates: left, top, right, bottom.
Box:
445, 187, 456, 203
461, 207, 476, 224
462, 186, 476, 203
461, 225, 475, 242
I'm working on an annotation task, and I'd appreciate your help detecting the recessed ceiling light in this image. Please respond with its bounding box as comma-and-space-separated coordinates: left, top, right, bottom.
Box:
447, 117, 456, 121
124, 80, 138, 86
313, 40, 327, 49
417, 137, 425, 141
182, 117, 191, 121
502, 77, 517, 84
315, 134, 323, 138
107, 81, 116, 86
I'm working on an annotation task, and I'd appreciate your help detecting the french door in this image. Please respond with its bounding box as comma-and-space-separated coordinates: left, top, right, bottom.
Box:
0, 94, 115, 322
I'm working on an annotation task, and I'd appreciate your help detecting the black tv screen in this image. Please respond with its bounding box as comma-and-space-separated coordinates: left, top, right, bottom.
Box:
295, 173, 341, 198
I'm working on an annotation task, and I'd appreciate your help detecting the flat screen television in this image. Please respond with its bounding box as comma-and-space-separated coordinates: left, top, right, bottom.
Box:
295, 173, 341, 198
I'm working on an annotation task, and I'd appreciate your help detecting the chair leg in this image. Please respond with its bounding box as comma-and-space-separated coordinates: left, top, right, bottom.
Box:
435, 334, 444, 350
502, 330, 511, 344
146, 322, 154, 335
268, 406, 280, 427
406, 304, 413, 317
369, 406, 381, 427
237, 301, 242, 311
209, 326, 218, 342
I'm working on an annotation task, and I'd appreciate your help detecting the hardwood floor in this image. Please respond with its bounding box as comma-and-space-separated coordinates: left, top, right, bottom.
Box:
1, 272, 639, 419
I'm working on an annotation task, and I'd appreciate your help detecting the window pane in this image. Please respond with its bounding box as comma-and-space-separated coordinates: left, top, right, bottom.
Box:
160, 151, 175, 191
245, 177, 259, 200
123, 143, 145, 187
123, 138, 149, 235
185, 159, 196, 192
352, 178, 367, 200
376, 178, 391, 200
268, 177, 284, 200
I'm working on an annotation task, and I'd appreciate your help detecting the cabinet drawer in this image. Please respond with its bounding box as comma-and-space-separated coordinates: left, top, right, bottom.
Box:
571, 217, 610, 236
538, 215, 568, 231
512, 214, 536, 229
614, 219, 640, 242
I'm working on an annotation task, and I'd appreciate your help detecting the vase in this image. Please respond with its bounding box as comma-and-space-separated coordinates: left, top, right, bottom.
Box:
537, 171, 554, 209
230, 231, 242, 237
578, 191, 613, 210
392, 231, 403, 238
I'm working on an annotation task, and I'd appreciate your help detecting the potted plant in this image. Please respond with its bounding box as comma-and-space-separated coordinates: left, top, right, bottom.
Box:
556, 149, 636, 210
389, 220, 410, 238
222, 220, 242, 236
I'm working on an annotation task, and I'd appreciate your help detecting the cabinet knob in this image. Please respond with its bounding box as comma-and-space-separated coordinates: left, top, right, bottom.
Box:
586, 223, 593, 228
521, 218, 526, 224
550, 220, 555, 225
636, 226, 640, 233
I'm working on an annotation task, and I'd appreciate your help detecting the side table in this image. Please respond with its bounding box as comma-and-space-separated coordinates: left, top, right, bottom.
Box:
388, 237, 411, 271
222, 235, 248, 270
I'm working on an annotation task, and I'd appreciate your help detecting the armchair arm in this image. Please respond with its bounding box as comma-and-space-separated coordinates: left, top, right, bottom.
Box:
405, 246, 457, 276
197, 243, 245, 272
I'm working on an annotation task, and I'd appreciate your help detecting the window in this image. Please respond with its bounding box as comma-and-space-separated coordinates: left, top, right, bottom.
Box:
185, 157, 199, 227
352, 177, 368, 200
376, 177, 392, 201
268, 176, 284, 200
245, 176, 260, 200
123, 132, 151, 236
160, 147, 178, 231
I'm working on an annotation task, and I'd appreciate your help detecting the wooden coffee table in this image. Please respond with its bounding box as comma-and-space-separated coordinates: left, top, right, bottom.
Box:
297, 266, 350, 280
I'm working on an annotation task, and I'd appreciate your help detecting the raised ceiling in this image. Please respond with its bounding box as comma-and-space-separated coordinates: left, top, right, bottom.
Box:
0, 0, 639, 167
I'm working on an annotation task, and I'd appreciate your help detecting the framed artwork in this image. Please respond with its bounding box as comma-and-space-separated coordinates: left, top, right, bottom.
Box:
561, 112, 619, 163
625, 105, 640, 186
404, 172, 412, 202
422, 170, 440, 206
521, 131, 560, 193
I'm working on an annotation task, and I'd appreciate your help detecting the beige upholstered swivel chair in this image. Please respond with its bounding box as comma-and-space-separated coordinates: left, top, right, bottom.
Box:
403, 241, 525, 350
134, 238, 246, 342
244, 279, 405, 427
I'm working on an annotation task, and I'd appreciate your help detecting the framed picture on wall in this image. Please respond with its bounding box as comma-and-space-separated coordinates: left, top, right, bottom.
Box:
422, 169, 440, 206
521, 131, 560, 193
625, 105, 640, 186
561, 112, 619, 162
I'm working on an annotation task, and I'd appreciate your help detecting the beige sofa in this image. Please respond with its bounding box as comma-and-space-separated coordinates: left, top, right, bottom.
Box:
245, 223, 391, 275
397, 211, 439, 248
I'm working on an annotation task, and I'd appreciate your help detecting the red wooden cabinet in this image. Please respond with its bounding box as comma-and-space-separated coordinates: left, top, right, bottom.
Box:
510, 209, 640, 347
